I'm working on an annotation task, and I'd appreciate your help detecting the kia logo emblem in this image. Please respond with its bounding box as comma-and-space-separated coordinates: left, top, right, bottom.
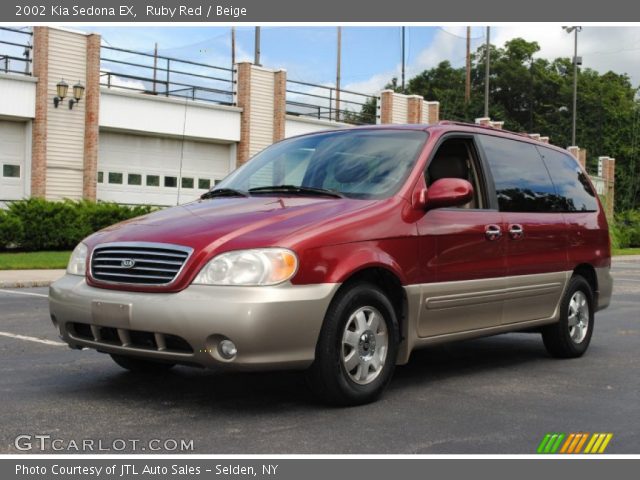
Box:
121, 259, 136, 269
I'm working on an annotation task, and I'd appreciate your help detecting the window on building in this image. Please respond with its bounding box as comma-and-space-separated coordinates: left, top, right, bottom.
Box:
2, 164, 21, 178
537, 147, 598, 212
478, 135, 561, 212
108, 172, 123, 184
97, 171, 104, 183
164, 176, 177, 188
214, 179, 222, 186
198, 178, 211, 190
128, 174, 142, 186
146, 175, 160, 187
181, 177, 194, 189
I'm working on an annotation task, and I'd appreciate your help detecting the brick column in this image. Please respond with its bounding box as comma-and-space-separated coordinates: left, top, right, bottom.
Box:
579, 149, 587, 169
82, 33, 101, 200
379, 90, 394, 124
475, 117, 491, 127
425, 101, 440, 123
540, 136, 549, 144
31, 27, 49, 198
490, 121, 504, 130
529, 133, 541, 141
273, 69, 287, 142
602, 157, 616, 218
235, 62, 252, 166
568, 145, 580, 160
406, 96, 423, 124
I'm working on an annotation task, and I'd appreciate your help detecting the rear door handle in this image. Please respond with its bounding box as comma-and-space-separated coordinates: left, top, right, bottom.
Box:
509, 224, 524, 240
485, 224, 502, 241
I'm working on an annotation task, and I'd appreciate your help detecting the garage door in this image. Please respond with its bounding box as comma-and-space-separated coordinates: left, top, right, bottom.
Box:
0, 120, 28, 203
97, 131, 234, 206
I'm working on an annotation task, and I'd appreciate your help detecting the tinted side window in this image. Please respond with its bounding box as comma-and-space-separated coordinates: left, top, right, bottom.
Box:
478, 135, 563, 212
537, 147, 598, 212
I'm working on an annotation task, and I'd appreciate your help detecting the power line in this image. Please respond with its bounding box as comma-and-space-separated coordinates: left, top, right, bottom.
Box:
437, 27, 485, 41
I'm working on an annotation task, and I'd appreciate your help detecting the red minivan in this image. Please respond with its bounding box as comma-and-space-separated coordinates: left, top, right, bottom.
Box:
50, 122, 613, 405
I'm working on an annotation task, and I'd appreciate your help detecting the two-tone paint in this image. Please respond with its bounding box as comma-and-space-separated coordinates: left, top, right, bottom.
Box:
49, 122, 613, 370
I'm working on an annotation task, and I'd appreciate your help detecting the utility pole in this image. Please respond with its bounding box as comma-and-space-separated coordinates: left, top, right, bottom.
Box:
563, 26, 582, 146
484, 26, 490, 118
153, 42, 158, 94
336, 27, 342, 122
231, 27, 236, 68
465, 26, 471, 104
231, 27, 236, 87
401, 26, 406, 92
254, 26, 261, 66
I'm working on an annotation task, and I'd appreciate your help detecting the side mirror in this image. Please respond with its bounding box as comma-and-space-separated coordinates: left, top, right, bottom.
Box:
424, 178, 474, 210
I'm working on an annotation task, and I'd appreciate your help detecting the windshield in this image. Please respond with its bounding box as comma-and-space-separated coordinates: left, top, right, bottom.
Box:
214, 129, 428, 200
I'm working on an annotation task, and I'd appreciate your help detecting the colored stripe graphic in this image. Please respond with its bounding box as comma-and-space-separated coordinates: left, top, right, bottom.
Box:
538, 433, 613, 454
574, 433, 589, 453
585, 433, 614, 454
537, 433, 565, 453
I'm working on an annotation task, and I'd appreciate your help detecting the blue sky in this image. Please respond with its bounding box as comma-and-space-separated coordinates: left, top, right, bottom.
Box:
83, 25, 640, 93
84, 26, 486, 90
2, 26, 639, 95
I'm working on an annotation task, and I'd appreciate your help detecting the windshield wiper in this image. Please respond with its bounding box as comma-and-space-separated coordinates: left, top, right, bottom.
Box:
248, 185, 345, 198
200, 188, 249, 199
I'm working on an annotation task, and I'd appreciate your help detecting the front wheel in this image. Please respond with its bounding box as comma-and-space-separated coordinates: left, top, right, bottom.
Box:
308, 283, 399, 406
542, 275, 594, 358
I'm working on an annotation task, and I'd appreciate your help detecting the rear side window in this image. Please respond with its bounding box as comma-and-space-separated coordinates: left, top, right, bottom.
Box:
478, 135, 563, 212
537, 147, 598, 212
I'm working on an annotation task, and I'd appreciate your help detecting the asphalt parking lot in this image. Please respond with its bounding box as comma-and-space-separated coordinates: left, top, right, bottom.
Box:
1, 258, 639, 454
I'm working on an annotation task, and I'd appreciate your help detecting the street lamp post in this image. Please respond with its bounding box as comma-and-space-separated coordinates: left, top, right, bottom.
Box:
564, 26, 582, 146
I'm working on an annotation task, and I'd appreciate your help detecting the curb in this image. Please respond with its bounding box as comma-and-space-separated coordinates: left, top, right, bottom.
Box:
0, 280, 54, 289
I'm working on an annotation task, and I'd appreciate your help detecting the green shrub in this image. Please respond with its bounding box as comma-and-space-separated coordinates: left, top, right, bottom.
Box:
611, 209, 640, 249
0, 199, 156, 251
0, 209, 24, 248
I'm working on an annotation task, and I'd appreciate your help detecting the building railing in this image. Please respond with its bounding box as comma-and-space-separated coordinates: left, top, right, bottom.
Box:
0, 27, 32, 76
286, 79, 377, 125
100, 45, 235, 106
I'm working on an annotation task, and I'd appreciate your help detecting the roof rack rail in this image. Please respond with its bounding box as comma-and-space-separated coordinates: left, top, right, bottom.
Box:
437, 120, 538, 140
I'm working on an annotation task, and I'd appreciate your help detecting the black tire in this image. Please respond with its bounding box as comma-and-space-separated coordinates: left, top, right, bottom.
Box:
308, 283, 399, 406
110, 354, 175, 373
542, 275, 594, 358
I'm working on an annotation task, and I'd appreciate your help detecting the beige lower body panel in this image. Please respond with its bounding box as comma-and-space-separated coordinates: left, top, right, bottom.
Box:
397, 272, 570, 364
50, 275, 340, 371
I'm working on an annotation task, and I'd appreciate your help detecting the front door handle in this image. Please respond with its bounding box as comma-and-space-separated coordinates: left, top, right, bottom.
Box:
485, 224, 502, 241
509, 224, 524, 240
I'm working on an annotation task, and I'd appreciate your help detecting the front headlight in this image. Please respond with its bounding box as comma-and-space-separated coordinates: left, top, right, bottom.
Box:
193, 248, 298, 286
67, 242, 88, 276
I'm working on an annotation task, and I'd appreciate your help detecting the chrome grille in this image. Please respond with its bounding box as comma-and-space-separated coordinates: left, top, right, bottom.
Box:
90, 242, 192, 286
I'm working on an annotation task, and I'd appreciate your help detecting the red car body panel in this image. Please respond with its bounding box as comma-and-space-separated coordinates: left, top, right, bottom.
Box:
83, 123, 610, 294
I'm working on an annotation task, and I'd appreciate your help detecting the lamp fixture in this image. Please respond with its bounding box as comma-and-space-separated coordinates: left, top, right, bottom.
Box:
53, 79, 85, 109
53, 79, 68, 108
69, 81, 85, 109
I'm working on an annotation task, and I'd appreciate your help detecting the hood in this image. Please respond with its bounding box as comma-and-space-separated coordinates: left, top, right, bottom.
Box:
86, 196, 376, 254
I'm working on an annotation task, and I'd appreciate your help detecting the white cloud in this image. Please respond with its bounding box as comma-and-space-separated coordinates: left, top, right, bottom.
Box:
492, 26, 640, 85
343, 27, 481, 96
343, 26, 640, 99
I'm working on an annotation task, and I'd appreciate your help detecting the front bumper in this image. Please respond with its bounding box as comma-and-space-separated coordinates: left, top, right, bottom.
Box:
49, 275, 339, 370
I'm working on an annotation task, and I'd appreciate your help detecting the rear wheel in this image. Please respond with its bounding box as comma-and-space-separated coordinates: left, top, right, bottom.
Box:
110, 354, 175, 373
542, 275, 594, 358
308, 283, 399, 406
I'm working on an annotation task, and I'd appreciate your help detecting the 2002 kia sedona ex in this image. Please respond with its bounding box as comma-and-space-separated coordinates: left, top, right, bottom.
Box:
49, 122, 613, 405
